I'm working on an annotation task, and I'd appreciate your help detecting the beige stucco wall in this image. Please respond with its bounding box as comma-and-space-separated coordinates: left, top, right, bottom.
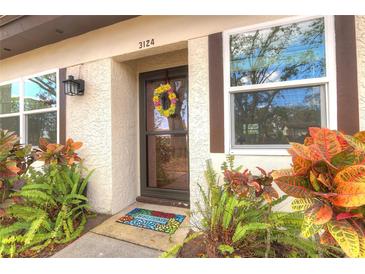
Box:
0, 15, 287, 83
356, 16, 365, 130
110, 60, 138, 213
66, 59, 113, 213
188, 37, 211, 218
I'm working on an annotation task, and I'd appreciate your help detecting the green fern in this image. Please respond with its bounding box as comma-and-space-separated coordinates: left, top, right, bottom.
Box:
0, 163, 93, 257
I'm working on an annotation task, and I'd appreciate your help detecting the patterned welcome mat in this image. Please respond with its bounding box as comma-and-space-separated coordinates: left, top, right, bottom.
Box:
116, 208, 185, 234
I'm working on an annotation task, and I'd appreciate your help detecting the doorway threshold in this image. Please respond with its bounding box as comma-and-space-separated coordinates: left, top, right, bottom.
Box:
136, 196, 189, 208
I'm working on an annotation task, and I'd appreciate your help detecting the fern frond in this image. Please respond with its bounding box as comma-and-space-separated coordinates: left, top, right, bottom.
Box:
78, 169, 94, 195
63, 193, 88, 203
13, 190, 57, 206
24, 214, 48, 245
21, 183, 52, 192
232, 222, 269, 243
0, 222, 29, 239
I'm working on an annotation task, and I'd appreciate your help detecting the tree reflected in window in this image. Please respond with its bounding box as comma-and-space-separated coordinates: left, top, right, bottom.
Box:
230, 18, 325, 86
233, 86, 322, 145
25, 73, 57, 111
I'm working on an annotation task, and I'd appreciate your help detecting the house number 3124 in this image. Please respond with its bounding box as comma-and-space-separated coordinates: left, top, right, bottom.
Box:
138, 39, 155, 49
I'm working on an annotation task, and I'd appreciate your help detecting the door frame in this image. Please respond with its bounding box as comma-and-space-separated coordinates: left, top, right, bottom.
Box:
139, 65, 189, 202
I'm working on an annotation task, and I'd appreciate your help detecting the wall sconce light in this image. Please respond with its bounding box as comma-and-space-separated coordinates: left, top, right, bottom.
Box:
62, 75, 84, 96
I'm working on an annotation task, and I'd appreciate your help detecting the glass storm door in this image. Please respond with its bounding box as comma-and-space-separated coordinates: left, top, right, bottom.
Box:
139, 66, 189, 201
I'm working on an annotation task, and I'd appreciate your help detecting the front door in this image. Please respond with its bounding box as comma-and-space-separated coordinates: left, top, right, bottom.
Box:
139, 66, 189, 201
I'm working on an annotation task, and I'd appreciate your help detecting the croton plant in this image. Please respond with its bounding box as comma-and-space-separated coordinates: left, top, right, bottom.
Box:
37, 137, 83, 166
272, 127, 365, 258
0, 130, 35, 202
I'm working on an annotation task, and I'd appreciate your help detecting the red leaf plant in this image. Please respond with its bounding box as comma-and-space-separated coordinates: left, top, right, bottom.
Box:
223, 164, 279, 204
0, 130, 36, 202
272, 127, 365, 258
37, 138, 83, 166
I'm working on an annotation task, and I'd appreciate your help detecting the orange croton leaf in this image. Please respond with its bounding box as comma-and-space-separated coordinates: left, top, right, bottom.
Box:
331, 165, 365, 207
312, 204, 333, 225
7, 165, 21, 174
38, 137, 49, 150
308, 127, 321, 139
6, 160, 21, 174
311, 128, 343, 161
293, 156, 311, 175
336, 134, 351, 151
304, 136, 314, 146
66, 138, 74, 145
71, 141, 83, 150
67, 157, 75, 165
271, 168, 294, 180
289, 143, 323, 162
47, 144, 64, 153
354, 131, 365, 143
46, 143, 58, 151
274, 176, 313, 198
317, 173, 332, 189
342, 134, 365, 152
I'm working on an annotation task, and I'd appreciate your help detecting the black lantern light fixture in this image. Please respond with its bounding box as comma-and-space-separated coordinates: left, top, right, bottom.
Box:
62, 75, 85, 96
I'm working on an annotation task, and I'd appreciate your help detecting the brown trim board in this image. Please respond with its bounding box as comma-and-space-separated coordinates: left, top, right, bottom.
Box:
59, 68, 67, 145
335, 15, 359, 135
209, 32, 225, 153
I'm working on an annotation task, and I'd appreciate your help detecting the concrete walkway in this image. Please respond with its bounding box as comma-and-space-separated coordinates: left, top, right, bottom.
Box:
52, 232, 161, 258
52, 202, 189, 258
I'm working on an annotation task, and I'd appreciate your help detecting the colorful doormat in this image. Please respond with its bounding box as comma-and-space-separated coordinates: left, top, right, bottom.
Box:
116, 208, 185, 234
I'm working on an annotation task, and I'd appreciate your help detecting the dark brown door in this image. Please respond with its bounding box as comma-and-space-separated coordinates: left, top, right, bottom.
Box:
139, 66, 189, 201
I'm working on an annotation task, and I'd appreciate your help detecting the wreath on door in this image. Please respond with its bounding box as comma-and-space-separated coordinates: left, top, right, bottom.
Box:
153, 83, 177, 117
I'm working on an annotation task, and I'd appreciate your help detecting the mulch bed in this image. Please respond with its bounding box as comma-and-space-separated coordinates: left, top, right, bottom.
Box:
176, 232, 295, 258
177, 232, 206, 258
176, 230, 342, 258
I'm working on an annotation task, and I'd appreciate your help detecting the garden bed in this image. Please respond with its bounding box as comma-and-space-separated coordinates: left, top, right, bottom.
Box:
174, 230, 344, 258
0, 212, 110, 258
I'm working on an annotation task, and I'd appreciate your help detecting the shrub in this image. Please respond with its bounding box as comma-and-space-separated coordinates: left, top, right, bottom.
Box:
37, 137, 82, 165
190, 156, 336, 258
272, 127, 365, 258
0, 138, 92, 257
0, 130, 36, 203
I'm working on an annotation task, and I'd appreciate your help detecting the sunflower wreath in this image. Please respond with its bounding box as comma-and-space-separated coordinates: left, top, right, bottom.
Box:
153, 83, 177, 117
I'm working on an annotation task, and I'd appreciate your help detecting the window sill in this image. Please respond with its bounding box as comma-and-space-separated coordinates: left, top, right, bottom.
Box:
229, 148, 290, 156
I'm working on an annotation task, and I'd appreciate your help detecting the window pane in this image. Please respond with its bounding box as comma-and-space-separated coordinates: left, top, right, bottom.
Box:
0, 116, 20, 136
26, 111, 57, 145
232, 86, 323, 145
0, 82, 19, 114
230, 18, 325, 86
147, 135, 188, 190
24, 72, 57, 111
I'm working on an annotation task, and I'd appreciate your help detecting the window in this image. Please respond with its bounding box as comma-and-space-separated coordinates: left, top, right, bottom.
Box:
223, 16, 336, 154
0, 70, 59, 145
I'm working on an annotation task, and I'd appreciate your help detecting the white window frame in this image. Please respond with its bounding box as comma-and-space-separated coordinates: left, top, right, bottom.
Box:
0, 69, 60, 144
223, 15, 337, 156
